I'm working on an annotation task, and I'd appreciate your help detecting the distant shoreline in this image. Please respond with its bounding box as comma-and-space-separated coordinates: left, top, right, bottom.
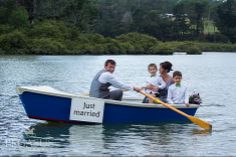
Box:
1, 51, 236, 56
1, 31, 235, 55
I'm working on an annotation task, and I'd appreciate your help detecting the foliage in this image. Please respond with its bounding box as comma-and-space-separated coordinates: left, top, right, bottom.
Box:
215, 0, 236, 43
0, 0, 17, 24
28, 20, 68, 39
8, 6, 29, 28
0, 30, 28, 54
0, 0, 29, 28
150, 44, 174, 55
205, 33, 230, 43
173, 2, 191, 38
173, 0, 209, 37
116, 32, 160, 53
0, 24, 13, 34
0, 0, 234, 41
29, 38, 66, 55
186, 46, 202, 55
0, 0, 235, 55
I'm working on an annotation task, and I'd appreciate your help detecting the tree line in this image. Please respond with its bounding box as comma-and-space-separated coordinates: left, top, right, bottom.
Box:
0, 0, 235, 55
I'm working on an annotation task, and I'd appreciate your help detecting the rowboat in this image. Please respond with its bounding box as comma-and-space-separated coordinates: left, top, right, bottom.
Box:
16, 86, 199, 124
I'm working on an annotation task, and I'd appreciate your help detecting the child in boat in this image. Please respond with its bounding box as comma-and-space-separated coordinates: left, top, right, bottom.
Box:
167, 71, 189, 106
142, 63, 166, 103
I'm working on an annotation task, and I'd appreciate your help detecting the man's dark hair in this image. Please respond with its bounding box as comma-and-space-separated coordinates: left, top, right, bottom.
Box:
173, 71, 182, 78
148, 63, 157, 69
105, 59, 116, 66
160, 61, 173, 73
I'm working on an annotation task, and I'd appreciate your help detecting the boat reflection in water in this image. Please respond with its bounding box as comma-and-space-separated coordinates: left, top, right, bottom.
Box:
22, 121, 211, 155
23, 122, 72, 150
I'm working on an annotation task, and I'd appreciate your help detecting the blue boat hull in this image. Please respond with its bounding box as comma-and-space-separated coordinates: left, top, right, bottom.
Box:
19, 91, 198, 124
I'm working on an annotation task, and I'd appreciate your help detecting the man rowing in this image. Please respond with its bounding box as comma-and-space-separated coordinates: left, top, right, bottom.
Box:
89, 59, 140, 101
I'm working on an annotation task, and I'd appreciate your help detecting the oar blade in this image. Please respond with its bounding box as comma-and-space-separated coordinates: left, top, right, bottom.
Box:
188, 116, 212, 130
138, 90, 212, 130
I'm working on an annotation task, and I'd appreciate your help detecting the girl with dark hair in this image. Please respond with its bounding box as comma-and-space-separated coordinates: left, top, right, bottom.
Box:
158, 61, 174, 102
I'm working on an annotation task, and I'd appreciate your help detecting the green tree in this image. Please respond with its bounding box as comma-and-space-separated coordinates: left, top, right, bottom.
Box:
215, 0, 236, 43
8, 6, 29, 28
0, 0, 29, 28
0, 30, 28, 54
0, 0, 17, 24
66, 0, 98, 32
176, 0, 208, 37
28, 20, 67, 39
28, 0, 98, 32
187, 0, 208, 36
173, 2, 191, 39
17, 0, 35, 23
194, 0, 208, 35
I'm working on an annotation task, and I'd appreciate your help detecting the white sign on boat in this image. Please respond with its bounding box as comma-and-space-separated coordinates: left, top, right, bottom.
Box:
70, 97, 105, 123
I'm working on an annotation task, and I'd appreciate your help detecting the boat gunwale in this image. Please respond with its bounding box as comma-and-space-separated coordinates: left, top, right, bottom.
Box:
16, 86, 199, 109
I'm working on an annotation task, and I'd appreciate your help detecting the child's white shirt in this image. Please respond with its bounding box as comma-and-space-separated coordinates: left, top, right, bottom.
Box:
145, 75, 166, 94
167, 83, 189, 104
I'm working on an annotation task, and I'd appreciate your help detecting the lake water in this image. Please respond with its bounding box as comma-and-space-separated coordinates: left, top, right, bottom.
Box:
0, 53, 236, 156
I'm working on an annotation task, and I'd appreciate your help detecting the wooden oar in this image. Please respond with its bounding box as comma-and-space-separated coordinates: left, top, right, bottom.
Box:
138, 90, 212, 130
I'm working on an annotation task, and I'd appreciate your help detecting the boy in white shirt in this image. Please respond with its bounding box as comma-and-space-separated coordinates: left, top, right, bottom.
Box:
167, 71, 189, 106
142, 63, 166, 103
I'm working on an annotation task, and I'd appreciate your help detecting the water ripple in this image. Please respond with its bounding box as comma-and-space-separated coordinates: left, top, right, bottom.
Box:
1, 54, 236, 156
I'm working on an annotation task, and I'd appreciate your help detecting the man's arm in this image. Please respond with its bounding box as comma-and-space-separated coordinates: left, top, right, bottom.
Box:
99, 72, 133, 90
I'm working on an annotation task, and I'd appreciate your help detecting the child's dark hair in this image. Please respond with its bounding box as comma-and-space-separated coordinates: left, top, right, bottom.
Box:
160, 61, 172, 73
148, 63, 157, 69
105, 59, 116, 66
173, 71, 182, 77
